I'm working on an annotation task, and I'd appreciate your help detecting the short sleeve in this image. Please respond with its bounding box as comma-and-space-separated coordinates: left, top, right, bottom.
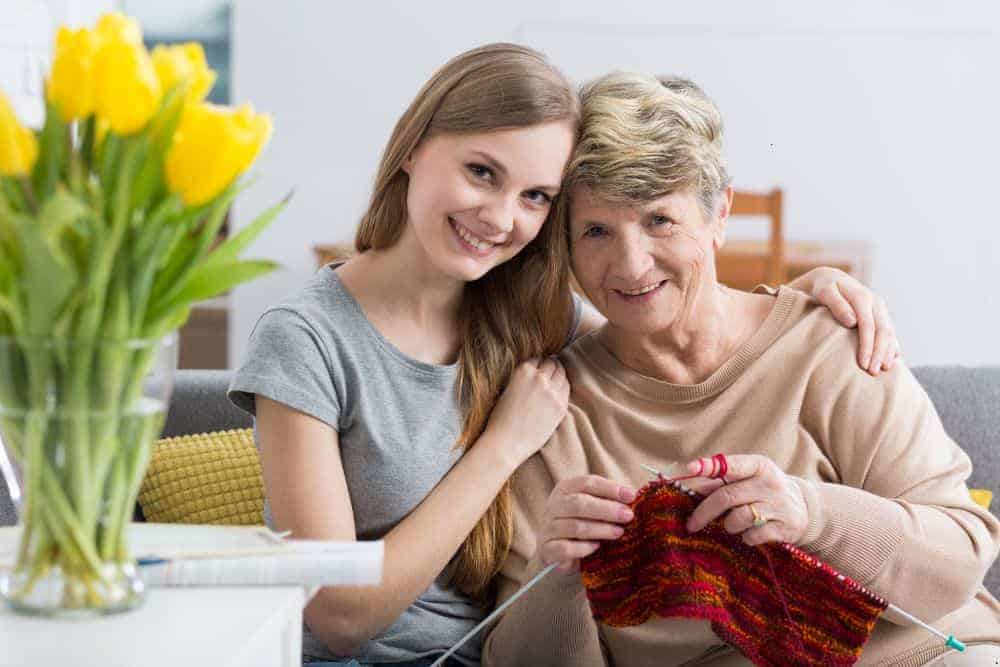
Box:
227, 307, 344, 431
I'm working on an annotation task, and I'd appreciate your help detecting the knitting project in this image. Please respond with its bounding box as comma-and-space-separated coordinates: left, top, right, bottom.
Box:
580, 477, 888, 667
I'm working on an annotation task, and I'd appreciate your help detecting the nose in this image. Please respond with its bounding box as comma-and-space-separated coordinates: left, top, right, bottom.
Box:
611, 229, 653, 282
477, 193, 516, 235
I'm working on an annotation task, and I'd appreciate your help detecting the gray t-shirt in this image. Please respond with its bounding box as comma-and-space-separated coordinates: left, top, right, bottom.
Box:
228, 264, 582, 665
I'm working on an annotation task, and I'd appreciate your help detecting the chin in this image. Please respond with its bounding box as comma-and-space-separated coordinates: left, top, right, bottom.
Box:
440, 255, 498, 283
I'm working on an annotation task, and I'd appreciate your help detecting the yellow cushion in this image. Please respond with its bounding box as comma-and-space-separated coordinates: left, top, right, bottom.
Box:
971, 488, 993, 511
138, 428, 265, 525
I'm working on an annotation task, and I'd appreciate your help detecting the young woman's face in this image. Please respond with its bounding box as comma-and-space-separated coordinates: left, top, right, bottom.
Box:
402, 121, 575, 282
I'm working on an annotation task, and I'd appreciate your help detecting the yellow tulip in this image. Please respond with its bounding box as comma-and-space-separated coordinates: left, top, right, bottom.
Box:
166, 103, 272, 206
94, 12, 142, 45
47, 26, 101, 121
0, 91, 38, 176
94, 39, 162, 135
152, 43, 216, 104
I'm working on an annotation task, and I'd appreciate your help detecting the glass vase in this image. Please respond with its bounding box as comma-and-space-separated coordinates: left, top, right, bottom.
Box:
0, 334, 176, 616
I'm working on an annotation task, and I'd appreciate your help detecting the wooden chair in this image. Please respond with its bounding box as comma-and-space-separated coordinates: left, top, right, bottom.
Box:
718, 188, 786, 289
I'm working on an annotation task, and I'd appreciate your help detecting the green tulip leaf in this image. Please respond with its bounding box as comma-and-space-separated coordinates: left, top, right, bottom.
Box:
149, 259, 277, 324
37, 187, 90, 242
7, 210, 76, 334
201, 190, 291, 271
30, 102, 67, 201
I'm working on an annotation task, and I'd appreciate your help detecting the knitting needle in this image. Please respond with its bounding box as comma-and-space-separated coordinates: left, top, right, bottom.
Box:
433, 467, 660, 665
641, 462, 706, 485
642, 463, 966, 653
641, 463, 670, 478
430, 562, 559, 667
884, 603, 965, 651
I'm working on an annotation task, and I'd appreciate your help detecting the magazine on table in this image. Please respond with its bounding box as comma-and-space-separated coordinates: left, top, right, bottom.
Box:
0, 523, 382, 587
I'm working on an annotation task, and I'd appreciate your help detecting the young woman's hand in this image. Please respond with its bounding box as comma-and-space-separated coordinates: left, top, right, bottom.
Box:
484, 358, 570, 467
538, 475, 636, 573
807, 268, 901, 376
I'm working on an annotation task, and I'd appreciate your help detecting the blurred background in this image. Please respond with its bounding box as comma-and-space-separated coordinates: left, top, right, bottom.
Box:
3, 0, 998, 368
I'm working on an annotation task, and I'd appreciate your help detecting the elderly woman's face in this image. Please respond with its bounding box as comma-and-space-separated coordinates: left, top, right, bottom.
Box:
569, 186, 725, 334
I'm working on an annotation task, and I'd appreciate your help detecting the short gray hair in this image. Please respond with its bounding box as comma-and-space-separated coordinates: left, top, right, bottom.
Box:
563, 71, 731, 217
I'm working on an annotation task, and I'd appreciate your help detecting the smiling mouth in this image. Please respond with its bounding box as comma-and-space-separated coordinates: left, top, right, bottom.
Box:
449, 217, 500, 254
613, 280, 668, 302
616, 280, 667, 296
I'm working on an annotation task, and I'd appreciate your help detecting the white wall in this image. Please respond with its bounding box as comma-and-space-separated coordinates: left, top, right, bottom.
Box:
0, 1, 118, 127
230, 0, 1000, 367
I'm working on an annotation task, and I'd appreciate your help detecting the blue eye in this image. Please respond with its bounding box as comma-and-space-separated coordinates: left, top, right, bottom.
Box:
525, 190, 552, 205
651, 215, 673, 228
583, 225, 606, 238
467, 164, 493, 181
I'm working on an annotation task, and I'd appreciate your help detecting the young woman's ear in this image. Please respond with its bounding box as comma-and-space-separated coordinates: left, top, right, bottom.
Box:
712, 185, 734, 250
401, 140, 425, 176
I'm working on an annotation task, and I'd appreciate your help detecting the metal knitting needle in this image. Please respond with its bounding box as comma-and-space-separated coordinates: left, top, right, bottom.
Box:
882, 602, 964, 651
430, 562, 559, 667
641, 463, 669, 478
433, 465, 672, 665
642, 464, 966, 653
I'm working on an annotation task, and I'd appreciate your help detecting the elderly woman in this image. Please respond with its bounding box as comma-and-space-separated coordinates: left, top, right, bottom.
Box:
480, 73, 1000, 666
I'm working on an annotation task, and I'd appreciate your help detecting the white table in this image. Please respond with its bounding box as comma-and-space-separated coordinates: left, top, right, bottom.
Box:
0, 585, 311, 667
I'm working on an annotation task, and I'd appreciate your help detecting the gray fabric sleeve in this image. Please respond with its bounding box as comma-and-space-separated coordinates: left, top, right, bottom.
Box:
227, 308, 344, 431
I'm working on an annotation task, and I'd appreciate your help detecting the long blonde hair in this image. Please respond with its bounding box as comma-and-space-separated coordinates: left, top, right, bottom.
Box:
355, 44, 579, 599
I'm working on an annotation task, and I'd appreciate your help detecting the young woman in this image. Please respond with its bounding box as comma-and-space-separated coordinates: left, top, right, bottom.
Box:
228, 45, 899, 667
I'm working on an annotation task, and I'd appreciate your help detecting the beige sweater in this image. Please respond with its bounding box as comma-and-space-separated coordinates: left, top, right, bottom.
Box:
482, 287, 1000, 667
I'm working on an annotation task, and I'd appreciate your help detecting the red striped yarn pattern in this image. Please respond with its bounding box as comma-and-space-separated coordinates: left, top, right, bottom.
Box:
580, 478, 888, 667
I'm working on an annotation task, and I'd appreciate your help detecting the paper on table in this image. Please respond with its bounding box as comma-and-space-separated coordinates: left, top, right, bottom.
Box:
0, 523, 286, 567
140, 543, 383, 587
0, 523, 384, 587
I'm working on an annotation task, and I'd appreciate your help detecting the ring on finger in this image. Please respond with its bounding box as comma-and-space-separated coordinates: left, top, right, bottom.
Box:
749, 503, 767, 529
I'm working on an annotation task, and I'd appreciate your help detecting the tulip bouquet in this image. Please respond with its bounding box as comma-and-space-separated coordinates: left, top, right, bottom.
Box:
0, 12, 284, 614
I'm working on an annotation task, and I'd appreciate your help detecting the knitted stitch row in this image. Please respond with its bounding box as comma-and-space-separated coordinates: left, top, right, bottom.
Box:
580, 477, 888, 667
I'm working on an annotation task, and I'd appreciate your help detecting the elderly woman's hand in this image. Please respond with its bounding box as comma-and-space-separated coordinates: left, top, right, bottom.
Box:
684, 454, 809, 547
537, 475, 637, 573
802, 267, 900, 376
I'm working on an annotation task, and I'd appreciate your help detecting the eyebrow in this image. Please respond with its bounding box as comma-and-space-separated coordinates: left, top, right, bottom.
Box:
470, 150, 561, 195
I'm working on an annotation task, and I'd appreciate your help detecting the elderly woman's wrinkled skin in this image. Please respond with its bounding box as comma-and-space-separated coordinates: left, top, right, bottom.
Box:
568, 184, 773, 385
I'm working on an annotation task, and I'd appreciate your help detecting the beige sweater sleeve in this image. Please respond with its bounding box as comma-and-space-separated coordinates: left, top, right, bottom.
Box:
796, 334, 1000, 622
481, 416, 607, 666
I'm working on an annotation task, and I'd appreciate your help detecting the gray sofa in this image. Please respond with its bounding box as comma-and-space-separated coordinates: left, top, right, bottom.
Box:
0, 367, 997, 595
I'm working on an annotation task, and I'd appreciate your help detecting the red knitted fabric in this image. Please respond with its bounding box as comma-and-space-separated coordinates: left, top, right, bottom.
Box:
580, 478, 888, 667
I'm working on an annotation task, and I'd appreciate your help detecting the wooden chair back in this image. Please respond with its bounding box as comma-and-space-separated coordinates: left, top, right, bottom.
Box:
729, 188, 785, 285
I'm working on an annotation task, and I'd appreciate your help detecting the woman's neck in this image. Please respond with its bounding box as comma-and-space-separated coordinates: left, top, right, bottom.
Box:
336, 226, 466, 364
601, 283, 766, 385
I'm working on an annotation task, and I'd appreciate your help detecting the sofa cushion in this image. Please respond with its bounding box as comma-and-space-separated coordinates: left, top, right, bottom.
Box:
972, 489, 994, 511
911, 366, 999, 597
911, 366, 1000, 492
138, 428, 264, 525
